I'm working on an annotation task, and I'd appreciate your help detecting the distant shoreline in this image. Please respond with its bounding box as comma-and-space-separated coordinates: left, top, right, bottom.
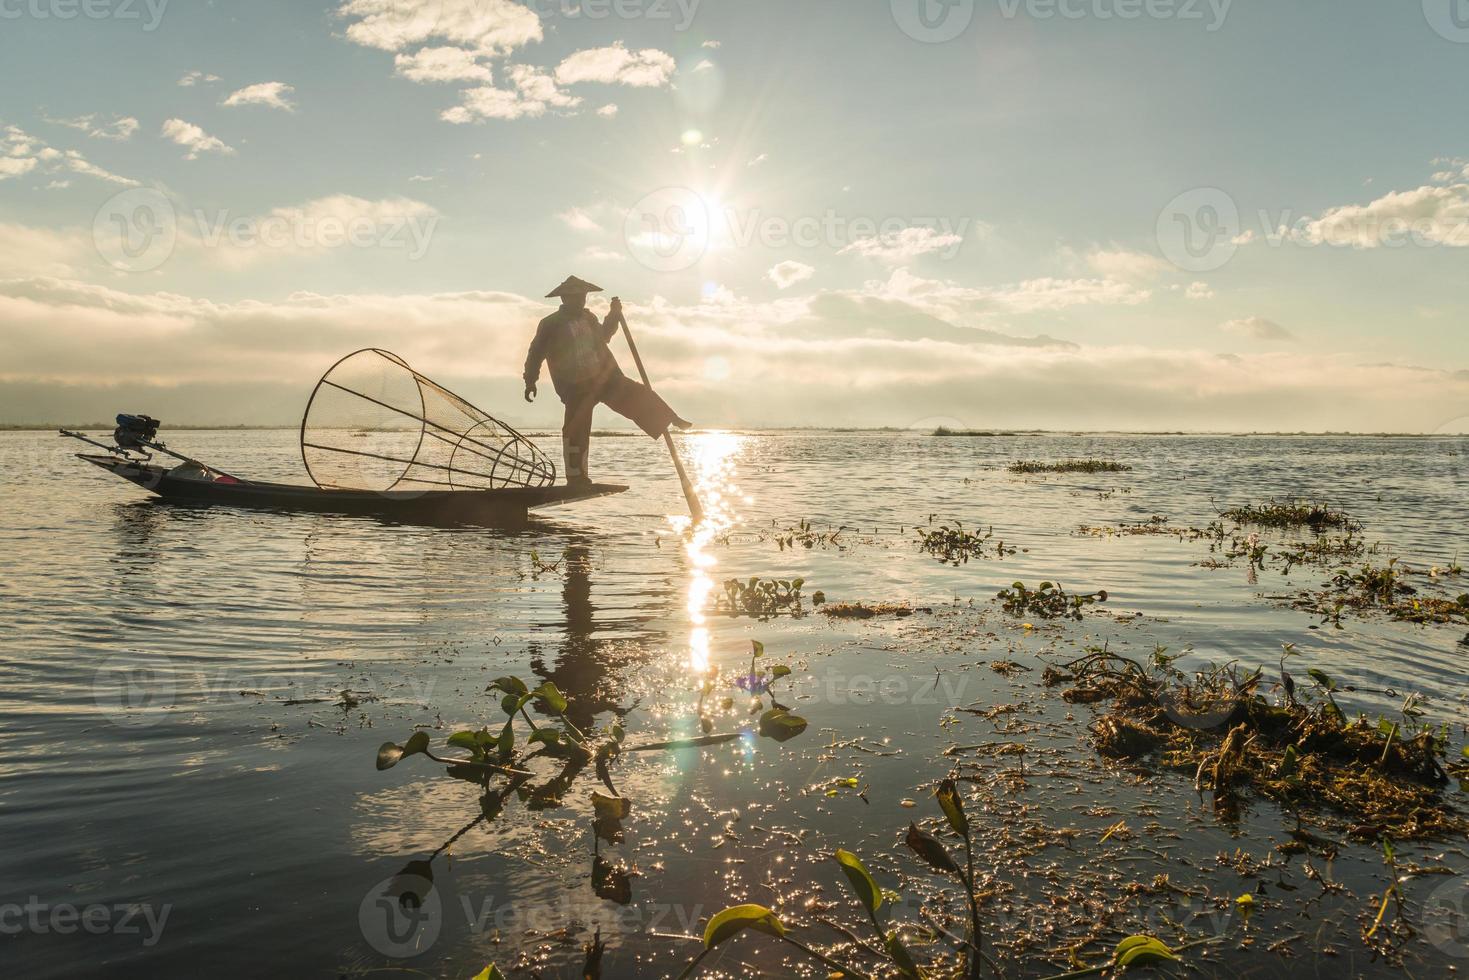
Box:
8, 424, 1463, 438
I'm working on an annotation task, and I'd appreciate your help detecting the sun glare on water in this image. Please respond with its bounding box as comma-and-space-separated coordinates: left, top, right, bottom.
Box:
667, 431, 745, 675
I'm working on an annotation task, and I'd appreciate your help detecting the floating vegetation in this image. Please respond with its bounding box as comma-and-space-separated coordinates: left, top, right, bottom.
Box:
1220, 498, 1361, 533
1051, 645, 1467, 839
1293, 560, 1469, 626
933, 426, 1014, 437
916, 521, 1016, 565
1009, 459, 1132, 474
773, 520, 848, 551
820, 601, 933, 619
711, 576, 808, 619
998, 581, 1108, 620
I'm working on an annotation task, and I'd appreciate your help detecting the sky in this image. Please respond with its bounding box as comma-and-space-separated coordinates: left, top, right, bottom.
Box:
1, 0, 1468, 433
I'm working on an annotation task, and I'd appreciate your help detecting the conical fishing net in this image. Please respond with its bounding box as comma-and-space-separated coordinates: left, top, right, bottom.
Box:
300, 349, 556, 492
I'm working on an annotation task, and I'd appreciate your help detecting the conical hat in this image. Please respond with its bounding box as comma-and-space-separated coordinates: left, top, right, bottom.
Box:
546, 275, 603, 298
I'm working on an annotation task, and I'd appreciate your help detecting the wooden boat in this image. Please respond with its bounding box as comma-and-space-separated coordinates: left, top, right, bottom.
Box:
74, 452, 626, 526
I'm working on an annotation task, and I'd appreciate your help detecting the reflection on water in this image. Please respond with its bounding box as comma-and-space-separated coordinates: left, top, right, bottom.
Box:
3, 428, 1468, 979
669, 432, 746, 675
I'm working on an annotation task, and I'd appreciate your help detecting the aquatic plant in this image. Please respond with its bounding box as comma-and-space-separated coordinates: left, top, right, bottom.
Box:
997, 581, 1108, 620
1008, 459, 1132, 474
1220, 498, 1360, 533
1046, 646, 1465, 838
679, 779, 984, 979
1292, 559, 1469, 626
712, 576, 808, 619
916, 521, 1016, 565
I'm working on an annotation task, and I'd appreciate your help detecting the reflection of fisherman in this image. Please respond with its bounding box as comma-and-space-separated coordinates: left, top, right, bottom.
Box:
523, 276, 691, 486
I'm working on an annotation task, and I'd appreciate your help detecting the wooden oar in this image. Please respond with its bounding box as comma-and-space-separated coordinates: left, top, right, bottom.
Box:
614, 307, 704, 524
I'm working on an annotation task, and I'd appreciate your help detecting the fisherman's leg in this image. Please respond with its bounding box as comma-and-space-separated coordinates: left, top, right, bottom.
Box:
562, 391, 596, 484
599, 374, 689, 439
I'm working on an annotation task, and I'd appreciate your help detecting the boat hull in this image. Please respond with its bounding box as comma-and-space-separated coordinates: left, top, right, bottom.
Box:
76, 454, 627, 527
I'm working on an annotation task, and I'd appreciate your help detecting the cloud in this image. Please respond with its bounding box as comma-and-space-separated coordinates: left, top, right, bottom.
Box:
178, 71, 221, 87
2, 273, 1464, 432
0, 157, 37, 180
554, 44, 676, 88
189, 194, 439, 265
337, 0, 541, 55
45, 114, 140, 141
1085, 246, 1170, 282
161, 119, 234, 159
1, 124, 137, 186
222, 82, 297, 111
393, 46, 491, 83
596, 103, 618, 118
0, 224, 91, 277
702, 40, 721, 48
767, 260, 815, 289
874, 267, 1150, 316
1220, 316, 1293, 341
63, 150, 138, 186
580, 246, 626, 262
557, 207, 600, 232
839, 225, 966, 263
1294, 184, 1469, 249
1184, 281, 1214, 300
441, 66, 579, 122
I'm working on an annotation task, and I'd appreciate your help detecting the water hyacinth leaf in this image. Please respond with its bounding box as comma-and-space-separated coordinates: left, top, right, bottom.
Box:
375, 742, 406, 770
757, 708, 809, 743
591, 791, 631, 819
1307, 668, 1335, 691
702, 904, 786, 949
884, 930, 923, 980
936, 778, 968, 836
769, 664, 792, 680
528, 729, 561, 747
905, 822, 962, 876
751, 640, 765, 658
471, 966, 505, 980
447, 731, 480, 750
490, 677, 528, 697
500, 693, 521, 716
534, 681, 569, 714
1113, 936, 1176, 970
1278, 745, 1298, 779
834, 849, 882, 913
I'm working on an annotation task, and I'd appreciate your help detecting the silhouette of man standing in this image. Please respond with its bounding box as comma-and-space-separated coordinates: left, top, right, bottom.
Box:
523, 276, 690, 486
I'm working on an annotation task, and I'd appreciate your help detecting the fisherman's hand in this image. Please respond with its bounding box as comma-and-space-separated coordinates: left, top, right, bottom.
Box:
608, 296, 622, 320
524, 383, 537, 403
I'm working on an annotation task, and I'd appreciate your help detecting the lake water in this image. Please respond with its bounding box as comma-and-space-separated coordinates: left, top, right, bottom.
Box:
2, 428, 1467, 978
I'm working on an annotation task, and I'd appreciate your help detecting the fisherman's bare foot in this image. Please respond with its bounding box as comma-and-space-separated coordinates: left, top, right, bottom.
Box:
567, 475, 594, 488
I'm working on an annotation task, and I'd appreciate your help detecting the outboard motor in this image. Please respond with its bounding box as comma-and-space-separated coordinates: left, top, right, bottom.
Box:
114, 414, 161, 451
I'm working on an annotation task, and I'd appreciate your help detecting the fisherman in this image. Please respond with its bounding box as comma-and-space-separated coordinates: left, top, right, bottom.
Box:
523, 276, 691, 486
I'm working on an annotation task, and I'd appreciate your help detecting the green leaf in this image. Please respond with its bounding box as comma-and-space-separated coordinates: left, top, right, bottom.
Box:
905, 822, 962, 876
751, 640, 765, 659
936, 778, 968, 837
375, 742, 405, 770
591, 791, 630, 819
834, 849, 882, 914
769, 664, 792, 680
884, 929, 923, 980
1307, 668, 1335, 691
447, 731, 480, 750
702, 904, 786, 949
757, 708, 808, 743
528, 729, 561, 747
471, 965, 506, 980
489, 677, 528, 697
1278, 744, 1298, 780
534, 681, 568, 714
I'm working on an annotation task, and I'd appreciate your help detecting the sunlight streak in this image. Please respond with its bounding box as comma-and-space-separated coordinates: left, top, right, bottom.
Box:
668, 431, 745, 675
